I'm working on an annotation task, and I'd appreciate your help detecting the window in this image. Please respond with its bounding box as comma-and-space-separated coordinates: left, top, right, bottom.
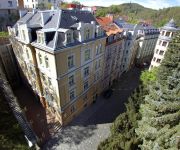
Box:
48, 77, 52, 86
39, 53, 42, 64
68, 55, 74, 69
159, 50, 164, 55
67, 33, 71, 44
161, 31, 165, 36
45, 56, 49, 68
158, 40, 162, 45
42, 74, 46, 82
96, 45, 99, 55
84, 49, 90, 61
26, 49, 29, 59
71, 105, 76, 113
162, 41, 167, 47
69, 89, 75, 101
69, 75, 75, 86
165, 32, 171, 37
153, 57, 156, 61
156, 49, 159, 54
84, 81, 89, 91
156, 59, 161, 63
8, 1, 13, 7
37, 33, 45, 44
84, 67, 89, 78
85, 29, 90, 40
83, 67, 90, 78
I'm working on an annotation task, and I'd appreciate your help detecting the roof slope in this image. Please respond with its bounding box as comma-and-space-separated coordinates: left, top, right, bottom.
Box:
96, 17, 123, 36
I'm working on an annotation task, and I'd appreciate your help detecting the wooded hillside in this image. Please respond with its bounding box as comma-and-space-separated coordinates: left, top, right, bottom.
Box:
96, 3, 180, 27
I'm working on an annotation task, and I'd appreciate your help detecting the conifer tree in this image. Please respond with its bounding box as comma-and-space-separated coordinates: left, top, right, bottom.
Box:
136, 31, 180, 150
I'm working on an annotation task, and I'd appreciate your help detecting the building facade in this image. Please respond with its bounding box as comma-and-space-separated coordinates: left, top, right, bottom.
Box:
23, 0, 59, 9
0, 0, 20, 31
149, 19, 179, 70
9, 9, 106, 125
96, 16, 124, 88
114, 18, 138, 72
135, 24, 160, 64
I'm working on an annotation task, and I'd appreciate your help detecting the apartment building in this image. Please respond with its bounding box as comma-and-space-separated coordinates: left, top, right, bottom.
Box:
96, 16, 124, 88
24, 0, 58, 9
0, 0, 21, 31
8, 9, 106, 125
114, 18, 138, 72
150, 19, 179, 70
135, 24, 160, 64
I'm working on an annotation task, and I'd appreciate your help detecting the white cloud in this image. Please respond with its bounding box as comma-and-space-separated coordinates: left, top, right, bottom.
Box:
64, 0, 180, 9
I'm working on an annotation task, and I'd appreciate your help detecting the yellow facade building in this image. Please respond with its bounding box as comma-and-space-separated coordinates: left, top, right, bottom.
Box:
9, 9, 106, 125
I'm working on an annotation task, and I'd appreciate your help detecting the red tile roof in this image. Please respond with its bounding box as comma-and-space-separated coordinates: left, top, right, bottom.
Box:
96, 17, 123, 36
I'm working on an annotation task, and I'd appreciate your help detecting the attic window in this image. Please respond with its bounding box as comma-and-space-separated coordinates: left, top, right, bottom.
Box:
85, 29, 90, 40
37, 32, 45, 44
66, 33, 71, 44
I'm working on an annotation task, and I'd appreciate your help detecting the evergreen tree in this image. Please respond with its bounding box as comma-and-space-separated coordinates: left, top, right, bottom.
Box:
136, 31, 180, 150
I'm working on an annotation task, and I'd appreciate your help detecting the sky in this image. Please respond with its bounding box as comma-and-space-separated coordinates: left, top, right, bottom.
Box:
65, 0, 180, 10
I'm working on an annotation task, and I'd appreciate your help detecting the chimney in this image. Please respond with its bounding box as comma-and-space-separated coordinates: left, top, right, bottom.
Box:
32, 9, 37, 14
19, 9, 28, 18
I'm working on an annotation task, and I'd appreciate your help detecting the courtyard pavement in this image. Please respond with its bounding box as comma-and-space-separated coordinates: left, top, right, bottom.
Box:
43, 67, 142, 150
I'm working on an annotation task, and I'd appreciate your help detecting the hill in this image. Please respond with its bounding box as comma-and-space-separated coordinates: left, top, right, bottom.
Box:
96, 3, 180, 27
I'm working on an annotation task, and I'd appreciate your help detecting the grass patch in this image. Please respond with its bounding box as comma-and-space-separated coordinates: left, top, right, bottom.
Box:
0, 32, 9, 38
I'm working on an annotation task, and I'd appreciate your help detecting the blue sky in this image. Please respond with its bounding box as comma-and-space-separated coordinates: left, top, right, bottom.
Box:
65, 0, 180, 9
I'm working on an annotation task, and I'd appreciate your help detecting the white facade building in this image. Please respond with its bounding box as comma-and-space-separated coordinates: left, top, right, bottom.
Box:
135, 24, 160, 64
149, 19, 179, 70
0, 0, 18, 17
23, 0, 59, 9
114, 18, 139, 72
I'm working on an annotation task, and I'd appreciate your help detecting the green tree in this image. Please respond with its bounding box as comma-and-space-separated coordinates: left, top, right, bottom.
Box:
71, 1, 81, 5
136, 31, 180, 150
140, 67, 157, 86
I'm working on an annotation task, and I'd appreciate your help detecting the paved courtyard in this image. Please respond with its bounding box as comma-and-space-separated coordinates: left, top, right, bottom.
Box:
44, 67, 142, 150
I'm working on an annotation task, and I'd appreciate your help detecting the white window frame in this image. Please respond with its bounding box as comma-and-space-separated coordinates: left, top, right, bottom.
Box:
83, 80, 89, 91
67, 54, 75, 69
45, 56, 49, 68
66, 32, 71, 44
84, 66, 90, 78
69, 89, 76, 101
68, 74, 75, 87
84, 49, 91, 61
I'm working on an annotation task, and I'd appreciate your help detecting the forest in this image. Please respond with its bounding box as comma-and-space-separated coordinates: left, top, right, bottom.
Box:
95, 3, 180, 27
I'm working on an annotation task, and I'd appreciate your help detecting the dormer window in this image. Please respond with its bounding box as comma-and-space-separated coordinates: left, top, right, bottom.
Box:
37, 32, 45, 44
66, 32, 71, 44
85, 29, 90, 40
